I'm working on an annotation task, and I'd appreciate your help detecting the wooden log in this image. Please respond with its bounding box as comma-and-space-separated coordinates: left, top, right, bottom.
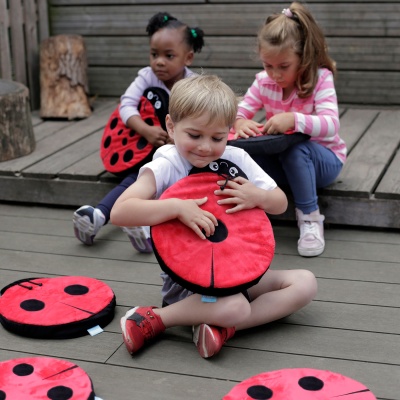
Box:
40, 34, 91, 120
0, 80, 35, 162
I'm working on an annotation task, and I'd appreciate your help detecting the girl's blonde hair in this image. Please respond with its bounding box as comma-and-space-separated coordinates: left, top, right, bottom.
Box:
258, 2, 336, 98
169, 74, 238, 127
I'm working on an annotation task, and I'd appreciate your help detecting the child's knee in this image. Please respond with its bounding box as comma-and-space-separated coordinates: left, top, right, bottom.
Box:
297, 269, 318, 303
218, 295, 251, 327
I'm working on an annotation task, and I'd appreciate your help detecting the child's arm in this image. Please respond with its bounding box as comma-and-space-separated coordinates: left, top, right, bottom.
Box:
294, 78, 339, 137
119, 68, 169, 147
110, 169, 218, 239
125, 115, 169, 147
214, 176, 287, 215
232, 75, 265, 139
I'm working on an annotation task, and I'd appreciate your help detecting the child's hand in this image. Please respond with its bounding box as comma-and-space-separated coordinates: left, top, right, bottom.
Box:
232, 119, 264, 139
177, 197, 218, 240
141, 125, 169, 147
263, 112, 295, 135
214, 177, 260, 213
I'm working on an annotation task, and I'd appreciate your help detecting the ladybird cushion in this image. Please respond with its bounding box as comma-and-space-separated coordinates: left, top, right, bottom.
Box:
228, 131, 310, 155
101, 87, 169, 174
0, 276, 116, 339
0, 356, 95, 399
223, 368, 377, 399
151, 159, 275, 296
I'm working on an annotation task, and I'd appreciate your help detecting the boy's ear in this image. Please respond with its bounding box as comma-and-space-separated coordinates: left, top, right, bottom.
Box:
166, 114, 175, 139
185, 51, 194, 66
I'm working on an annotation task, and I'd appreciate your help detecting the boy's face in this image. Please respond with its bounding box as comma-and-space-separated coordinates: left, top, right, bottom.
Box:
166, 113, 229, 168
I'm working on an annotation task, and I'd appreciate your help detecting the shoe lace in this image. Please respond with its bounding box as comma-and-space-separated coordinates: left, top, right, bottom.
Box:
301, 221, 319, 237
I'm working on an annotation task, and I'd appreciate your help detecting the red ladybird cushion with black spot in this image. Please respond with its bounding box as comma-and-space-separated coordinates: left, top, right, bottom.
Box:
100, 87, 169, 174
151, 159, 275, 296
0, 357, 95, 400
0, 276, 116, 339
223, 368, 377, 399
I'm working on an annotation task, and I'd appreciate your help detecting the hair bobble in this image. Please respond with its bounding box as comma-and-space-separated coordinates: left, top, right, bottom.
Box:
163, 15, 169, 22
191, 28, 197, 38
282, 8, 293, 18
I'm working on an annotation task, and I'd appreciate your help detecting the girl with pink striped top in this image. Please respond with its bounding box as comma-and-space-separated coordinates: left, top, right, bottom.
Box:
232, 2, 347, 257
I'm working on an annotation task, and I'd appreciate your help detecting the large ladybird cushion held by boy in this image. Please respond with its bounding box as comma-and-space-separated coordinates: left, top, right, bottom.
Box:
151, 158, 275, 296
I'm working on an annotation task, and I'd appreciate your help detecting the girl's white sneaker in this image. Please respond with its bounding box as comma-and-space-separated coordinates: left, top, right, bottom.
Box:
296, 208, 325, 257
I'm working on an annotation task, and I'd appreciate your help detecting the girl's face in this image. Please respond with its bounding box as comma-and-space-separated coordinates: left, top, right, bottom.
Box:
150, 28, 194, 90
259, 44, 301, 94
166, 113, 229, 168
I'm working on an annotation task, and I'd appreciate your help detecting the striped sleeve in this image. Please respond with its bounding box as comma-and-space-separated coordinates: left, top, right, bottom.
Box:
236, 77, 264, 120
294, 70, 340, 138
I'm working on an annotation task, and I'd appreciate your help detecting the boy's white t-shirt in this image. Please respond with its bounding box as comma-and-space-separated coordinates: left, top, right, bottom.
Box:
139, 144, 277, 199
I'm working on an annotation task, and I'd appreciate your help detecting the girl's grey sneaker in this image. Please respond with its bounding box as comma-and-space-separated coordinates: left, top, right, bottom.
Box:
73, 205, 106, 245
122, 226, 153, 253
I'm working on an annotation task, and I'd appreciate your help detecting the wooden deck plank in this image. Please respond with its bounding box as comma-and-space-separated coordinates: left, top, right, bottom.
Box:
49, 3, 400, 37
0, 175, 115, 205
33, 119, 76, 142
375, 148, 400, 199
334, 108, 378, 154
84, 36, 400, 72
87, 66, 400, 104
59, 151, 107, 181
23, 129, 103, 178
2, 226, 399, 266
325, 110, 400, 197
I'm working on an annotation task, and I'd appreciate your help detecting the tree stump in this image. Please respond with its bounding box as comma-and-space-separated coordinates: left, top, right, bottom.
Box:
40, 34, 92, 120
0, 80, 36, 162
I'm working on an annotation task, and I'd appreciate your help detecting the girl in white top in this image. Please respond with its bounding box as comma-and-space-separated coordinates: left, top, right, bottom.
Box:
73, 12, 204, 248
111, 75, 317, 359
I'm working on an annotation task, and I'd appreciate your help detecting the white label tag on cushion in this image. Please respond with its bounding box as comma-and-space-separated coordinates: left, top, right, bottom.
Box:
87, 325, 104, 336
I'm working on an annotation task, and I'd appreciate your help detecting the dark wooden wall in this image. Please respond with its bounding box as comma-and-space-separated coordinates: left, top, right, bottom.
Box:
48, 1, 400, 106
0, 0, 49, 110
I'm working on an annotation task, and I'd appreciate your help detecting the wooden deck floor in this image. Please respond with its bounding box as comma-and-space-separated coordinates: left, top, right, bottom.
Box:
0, 99, 399, 228
0, 203, 399, 399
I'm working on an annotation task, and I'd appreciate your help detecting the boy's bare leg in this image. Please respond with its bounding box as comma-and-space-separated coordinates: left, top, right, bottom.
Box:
238, 269, 317, 330
153, 269, 317, 330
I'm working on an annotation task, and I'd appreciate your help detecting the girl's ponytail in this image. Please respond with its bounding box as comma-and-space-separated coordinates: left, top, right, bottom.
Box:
187, 27, 205, 53
146, 12, 177, 37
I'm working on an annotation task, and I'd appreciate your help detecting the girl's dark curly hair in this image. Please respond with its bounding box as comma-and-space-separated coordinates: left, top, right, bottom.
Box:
146, 12, 205, 53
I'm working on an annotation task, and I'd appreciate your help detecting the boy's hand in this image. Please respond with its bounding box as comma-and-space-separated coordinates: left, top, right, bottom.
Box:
141, 126, 169, 147
232, 119, 264, 139
214, 177, 260, 213
263, 112, 295, 135
177, 197, 218, 240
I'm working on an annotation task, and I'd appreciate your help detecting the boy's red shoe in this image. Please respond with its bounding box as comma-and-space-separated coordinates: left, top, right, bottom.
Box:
192, 324, 235, 358
120, 306, 165, 354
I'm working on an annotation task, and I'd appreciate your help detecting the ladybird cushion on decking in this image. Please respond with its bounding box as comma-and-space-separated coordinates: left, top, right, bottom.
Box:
0, 276, 116, 339
223, 368, 377, 399
151, 161, 275, 296
0, 357, 96, 399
